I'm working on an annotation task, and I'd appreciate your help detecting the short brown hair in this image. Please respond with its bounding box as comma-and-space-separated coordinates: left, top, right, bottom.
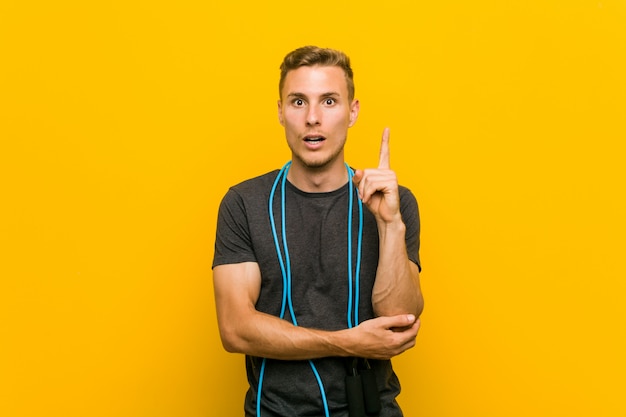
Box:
279, 45, 355, 101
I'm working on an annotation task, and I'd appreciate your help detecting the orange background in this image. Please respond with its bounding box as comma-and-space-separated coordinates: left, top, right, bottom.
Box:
1, 1, 625, 416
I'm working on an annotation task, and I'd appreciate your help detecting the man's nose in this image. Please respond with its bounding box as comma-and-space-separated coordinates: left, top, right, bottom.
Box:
306, 104, 321, 126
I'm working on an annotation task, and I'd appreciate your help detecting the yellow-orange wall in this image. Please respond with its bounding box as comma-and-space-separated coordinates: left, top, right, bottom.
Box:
1, 1, 625, 416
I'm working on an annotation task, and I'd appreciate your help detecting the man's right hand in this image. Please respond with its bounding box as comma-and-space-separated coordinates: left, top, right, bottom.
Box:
342, 314, 420, 360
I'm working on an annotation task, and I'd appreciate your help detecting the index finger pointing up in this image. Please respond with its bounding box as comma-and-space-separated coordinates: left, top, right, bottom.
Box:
378, 127, 391, 169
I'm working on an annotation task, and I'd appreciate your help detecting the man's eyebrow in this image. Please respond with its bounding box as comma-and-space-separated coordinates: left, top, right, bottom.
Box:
286, 91, 341, 99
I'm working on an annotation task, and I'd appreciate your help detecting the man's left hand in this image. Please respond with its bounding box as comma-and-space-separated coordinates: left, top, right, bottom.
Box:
352, 127, 402, 224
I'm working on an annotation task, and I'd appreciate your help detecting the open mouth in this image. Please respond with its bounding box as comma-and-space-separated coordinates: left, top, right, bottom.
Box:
304, 135, 326, 144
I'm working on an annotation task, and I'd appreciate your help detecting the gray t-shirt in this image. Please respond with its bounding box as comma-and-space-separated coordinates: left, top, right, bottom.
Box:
213, 168, 420, 417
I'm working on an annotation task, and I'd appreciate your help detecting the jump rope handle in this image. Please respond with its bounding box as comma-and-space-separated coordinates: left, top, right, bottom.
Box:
345, 358, 382, 416
345, 358, 366, 417
360, 359, 382, 415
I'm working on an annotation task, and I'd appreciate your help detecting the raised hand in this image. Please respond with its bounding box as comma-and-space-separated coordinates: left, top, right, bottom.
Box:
352, 128, 402, 224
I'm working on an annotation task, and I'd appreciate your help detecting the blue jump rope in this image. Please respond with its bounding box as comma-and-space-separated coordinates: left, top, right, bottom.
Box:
257, 161, 364, 417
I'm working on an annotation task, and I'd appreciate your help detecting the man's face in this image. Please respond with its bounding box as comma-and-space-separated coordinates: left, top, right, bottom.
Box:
278, 65, 359, 170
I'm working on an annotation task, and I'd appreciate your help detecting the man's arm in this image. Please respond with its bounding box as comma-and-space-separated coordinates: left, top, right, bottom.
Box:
212, 261, 419, 360
372, 214, 423, 317
352, 128, 424, 318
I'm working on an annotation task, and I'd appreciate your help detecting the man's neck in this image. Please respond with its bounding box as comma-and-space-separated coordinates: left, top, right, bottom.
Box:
286, 160, 349, 193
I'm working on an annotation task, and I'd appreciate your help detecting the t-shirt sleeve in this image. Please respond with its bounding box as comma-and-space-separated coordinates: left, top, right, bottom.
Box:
400, 187, 421, 272
212, 188, 258, 268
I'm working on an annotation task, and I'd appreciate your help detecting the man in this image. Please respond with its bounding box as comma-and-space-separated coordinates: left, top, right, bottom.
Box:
212, 46, 423, 417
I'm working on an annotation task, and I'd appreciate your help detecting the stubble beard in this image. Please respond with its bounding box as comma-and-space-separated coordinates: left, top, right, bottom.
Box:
289, 139, 347, 171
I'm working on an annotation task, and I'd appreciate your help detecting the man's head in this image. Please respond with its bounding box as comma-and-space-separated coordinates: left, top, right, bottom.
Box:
279, 46, 355, 102
277, 46, 360, 179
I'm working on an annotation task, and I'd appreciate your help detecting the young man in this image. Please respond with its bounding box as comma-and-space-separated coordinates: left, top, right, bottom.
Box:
212, 46, 423, 417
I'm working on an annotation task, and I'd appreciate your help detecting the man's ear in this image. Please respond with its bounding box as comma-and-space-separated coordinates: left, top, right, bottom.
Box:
349, 99, 360, 127
277, 100, 284, 126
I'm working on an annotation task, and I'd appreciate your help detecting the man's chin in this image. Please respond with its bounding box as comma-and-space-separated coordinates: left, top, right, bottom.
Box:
292, 151, 344, 171
296, 157, 334, 170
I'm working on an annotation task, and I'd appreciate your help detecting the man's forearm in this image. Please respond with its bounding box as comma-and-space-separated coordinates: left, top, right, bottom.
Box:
220, 309, 353, 360
219, 306, 420, 361
372, 219, 423, 317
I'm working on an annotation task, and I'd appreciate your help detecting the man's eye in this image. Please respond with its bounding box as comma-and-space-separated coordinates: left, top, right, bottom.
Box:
324, 98, 335, 105
293, 99, 304, 106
